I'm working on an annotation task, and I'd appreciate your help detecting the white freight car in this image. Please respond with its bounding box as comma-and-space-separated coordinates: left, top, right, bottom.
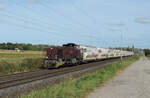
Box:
97, 48, 109, 59
78, 45, 99, 61
78, 44, 134, 62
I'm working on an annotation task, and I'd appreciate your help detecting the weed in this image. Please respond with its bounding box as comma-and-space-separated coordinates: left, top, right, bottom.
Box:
0, 52, 44, 74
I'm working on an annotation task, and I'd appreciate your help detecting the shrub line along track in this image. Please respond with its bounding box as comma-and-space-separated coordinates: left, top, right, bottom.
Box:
0, 57, 129, 90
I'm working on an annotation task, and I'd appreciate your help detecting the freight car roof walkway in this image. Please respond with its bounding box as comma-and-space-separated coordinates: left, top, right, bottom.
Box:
87, 56, 150, 98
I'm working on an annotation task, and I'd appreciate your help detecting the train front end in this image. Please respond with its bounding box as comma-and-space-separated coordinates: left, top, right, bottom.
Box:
43, 47, 61, 68
43, 44, 81, 68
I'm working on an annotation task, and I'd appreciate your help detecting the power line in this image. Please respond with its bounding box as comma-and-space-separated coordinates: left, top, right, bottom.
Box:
1, 12, 98, 40
0, 0, 106, 45
70, 1, 97, 25
69, 0, 102, 36
0, 7, 92, 39
0, 3, 103, 39
9, 0, 87, 33
0, 13, 81, 42
0, 18, 67, 40
39, 0, 104, 44
0, 10, 102, 43
0, 12, 99, 43
27, 1, 91, 33
0, 11, 66, 34
39, 1, 98, 33
8, 0, 97, 38
69, 0, 103, 44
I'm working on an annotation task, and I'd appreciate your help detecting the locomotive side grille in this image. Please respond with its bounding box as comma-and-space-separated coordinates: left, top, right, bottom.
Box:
46, 48, 58, 59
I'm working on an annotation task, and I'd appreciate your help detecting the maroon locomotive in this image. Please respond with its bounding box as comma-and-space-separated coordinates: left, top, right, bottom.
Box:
43, 43, 82, 68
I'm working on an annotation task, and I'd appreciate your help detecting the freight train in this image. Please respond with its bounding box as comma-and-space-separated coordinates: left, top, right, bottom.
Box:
43, 43, 134, 68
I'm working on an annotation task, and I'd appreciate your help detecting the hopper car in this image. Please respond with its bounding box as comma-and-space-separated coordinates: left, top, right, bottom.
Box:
43, 43, 134, 68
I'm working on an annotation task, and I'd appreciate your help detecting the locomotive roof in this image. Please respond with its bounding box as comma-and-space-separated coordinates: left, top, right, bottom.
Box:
63, 43, 78, 47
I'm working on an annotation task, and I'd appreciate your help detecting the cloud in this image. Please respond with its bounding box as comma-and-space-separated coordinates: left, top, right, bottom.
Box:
107, 22, 125, 32
135, 18, 150, 24
28, 0, 40, 3
108, 23, 125, 27
108, 28, 120, 32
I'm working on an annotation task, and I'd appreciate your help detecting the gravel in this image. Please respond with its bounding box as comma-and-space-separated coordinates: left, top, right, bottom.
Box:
87, 56, 150, 98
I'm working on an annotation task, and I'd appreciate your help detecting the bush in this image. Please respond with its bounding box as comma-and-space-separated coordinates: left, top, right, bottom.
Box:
0, 60, 15, 73
20, 58, 43, 71
0, 58, 43, 74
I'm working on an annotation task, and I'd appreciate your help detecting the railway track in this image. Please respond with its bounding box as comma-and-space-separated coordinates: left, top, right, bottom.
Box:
0, 57, 128, 90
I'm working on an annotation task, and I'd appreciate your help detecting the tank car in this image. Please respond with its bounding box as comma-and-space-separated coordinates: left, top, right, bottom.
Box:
78, 45, 100, 61
97, 48, 109, 59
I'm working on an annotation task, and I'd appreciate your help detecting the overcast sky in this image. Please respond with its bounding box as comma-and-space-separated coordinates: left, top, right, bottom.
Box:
0, 0, 149, 48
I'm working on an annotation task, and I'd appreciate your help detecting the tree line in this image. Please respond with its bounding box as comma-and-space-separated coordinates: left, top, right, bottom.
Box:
0, 42, 52, 51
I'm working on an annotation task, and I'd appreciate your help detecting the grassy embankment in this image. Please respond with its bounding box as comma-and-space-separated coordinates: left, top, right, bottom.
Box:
147, 56, 150, 60
0, 51, 44, 74
20, 56, 140, 98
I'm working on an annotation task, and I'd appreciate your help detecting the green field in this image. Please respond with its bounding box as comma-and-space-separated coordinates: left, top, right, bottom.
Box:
19, 56, 140, 98
0, 52, 45, 74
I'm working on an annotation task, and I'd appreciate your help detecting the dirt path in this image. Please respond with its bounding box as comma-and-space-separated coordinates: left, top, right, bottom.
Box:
87, 56, 150, 98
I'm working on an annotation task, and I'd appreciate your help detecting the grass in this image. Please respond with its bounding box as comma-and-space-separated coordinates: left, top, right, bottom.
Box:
147, 55, 150, 59
19, 56, 140, 98
0, 52, 45, 74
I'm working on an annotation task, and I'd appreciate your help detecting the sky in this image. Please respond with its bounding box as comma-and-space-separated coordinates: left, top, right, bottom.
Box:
0, 0, 150, 48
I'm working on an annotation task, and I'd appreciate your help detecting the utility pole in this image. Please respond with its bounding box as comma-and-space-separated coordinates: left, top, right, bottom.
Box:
120, 32, 123, 61
132, 44, 134, 53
